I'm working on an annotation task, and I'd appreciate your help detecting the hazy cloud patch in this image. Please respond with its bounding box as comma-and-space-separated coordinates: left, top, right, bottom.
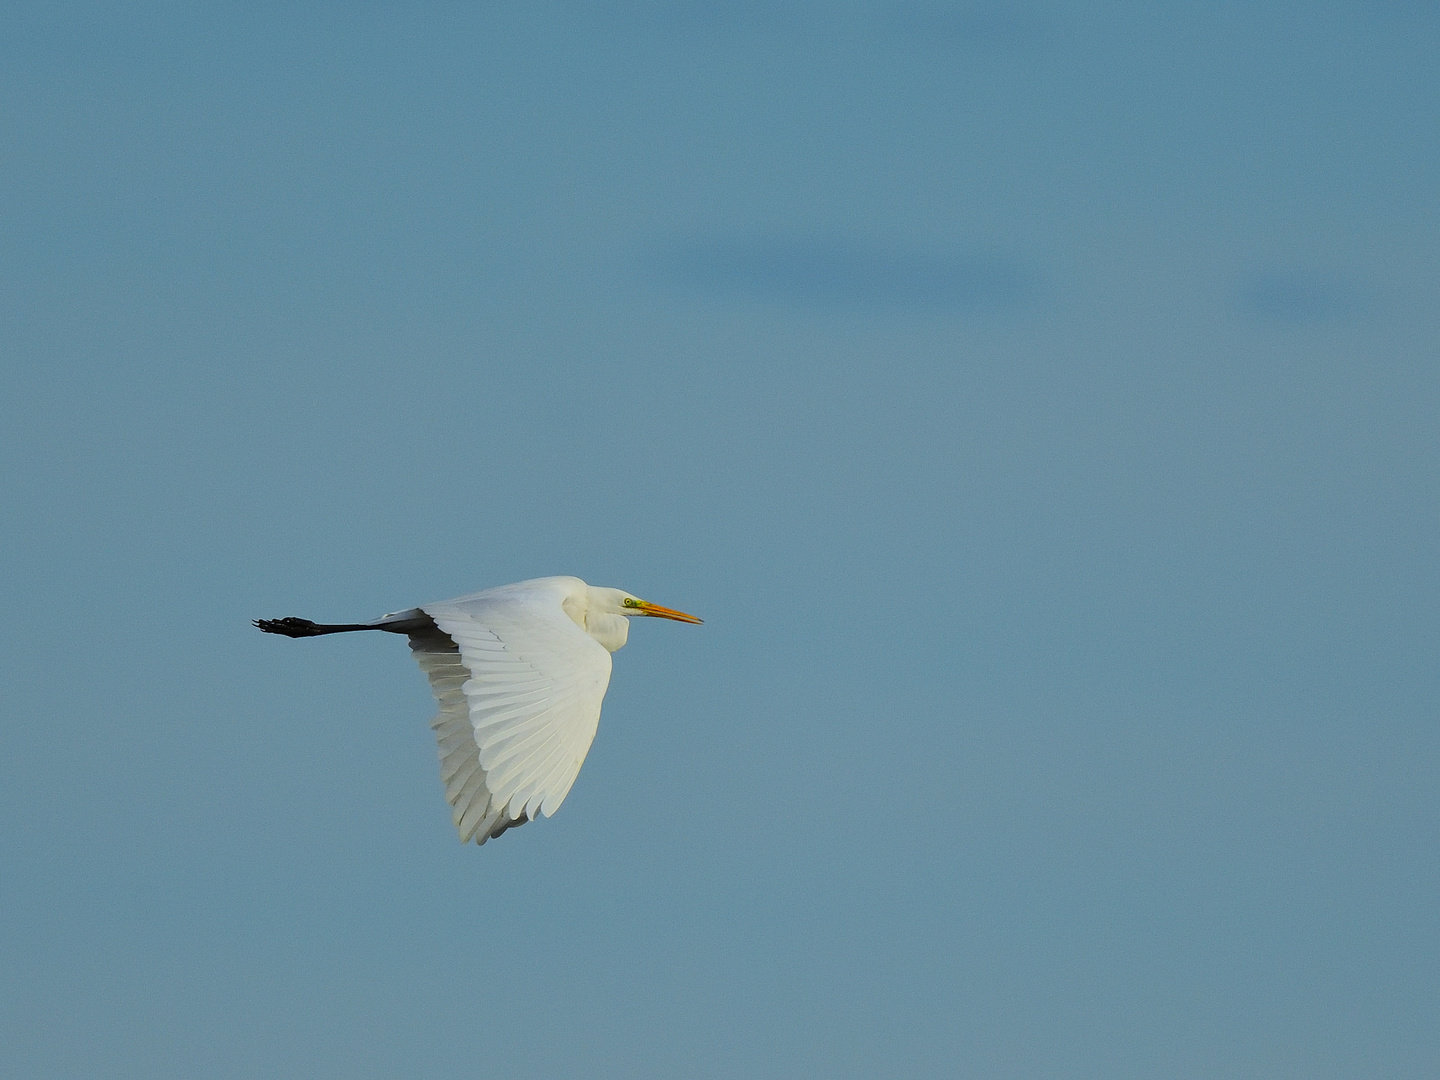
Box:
559, 1, 1053, 44
1365, 0, 1440, 25
654, 237, 1034, 310
884, 1, 1050, 47
558, 0, 830, 38
1236, 272, 1366, 324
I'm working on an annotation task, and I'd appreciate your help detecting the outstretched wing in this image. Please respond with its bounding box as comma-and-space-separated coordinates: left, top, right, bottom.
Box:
409, 588, 612, 845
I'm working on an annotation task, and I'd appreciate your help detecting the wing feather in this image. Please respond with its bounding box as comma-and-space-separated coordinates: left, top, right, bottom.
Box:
457, 794, 497, 844
451, 765, 487, 810
481, 716, 568, 772
520, 742, 581, 820
409, 581, 612, 844
486, 728, 566, 798
412, 638, 493, 835
540, 755, 585, 818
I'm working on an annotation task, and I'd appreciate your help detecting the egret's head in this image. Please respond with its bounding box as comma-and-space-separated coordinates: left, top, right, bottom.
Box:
619, 594, 703, 624
573, 586, 701, 653
589, 587, 702, 624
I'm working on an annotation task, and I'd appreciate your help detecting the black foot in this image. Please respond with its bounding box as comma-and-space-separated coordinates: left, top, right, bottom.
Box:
254, 617, 324, 637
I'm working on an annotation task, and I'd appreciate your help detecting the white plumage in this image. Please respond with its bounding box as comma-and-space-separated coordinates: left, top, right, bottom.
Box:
256, 575, 701, 845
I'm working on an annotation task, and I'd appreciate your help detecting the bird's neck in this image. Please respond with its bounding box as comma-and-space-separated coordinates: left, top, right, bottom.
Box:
584, 611, 630, 652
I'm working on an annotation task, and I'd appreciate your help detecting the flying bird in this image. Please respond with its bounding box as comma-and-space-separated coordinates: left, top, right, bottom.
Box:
255, 576, 701, 844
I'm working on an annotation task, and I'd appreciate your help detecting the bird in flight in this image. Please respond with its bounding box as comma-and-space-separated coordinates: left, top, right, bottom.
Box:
256, 576, 701, 845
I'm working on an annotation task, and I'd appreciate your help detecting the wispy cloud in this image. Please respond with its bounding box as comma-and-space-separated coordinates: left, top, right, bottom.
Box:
654, 237, 1034, 310
558, 0, 829, 38
1236, 272, 1365, 324
883, 2, 1049, 47
560, 1, 1052, 45
1366, 0, 1440, 27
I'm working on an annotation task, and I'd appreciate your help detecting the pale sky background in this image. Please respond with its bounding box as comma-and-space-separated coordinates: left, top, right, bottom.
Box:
2, 3, 1438, 1078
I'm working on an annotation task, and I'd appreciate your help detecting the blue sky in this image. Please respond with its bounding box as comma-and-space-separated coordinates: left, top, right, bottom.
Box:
2, 3, 1437, 1077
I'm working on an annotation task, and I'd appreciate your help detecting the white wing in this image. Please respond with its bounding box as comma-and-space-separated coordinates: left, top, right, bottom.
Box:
410, 582, 612, 845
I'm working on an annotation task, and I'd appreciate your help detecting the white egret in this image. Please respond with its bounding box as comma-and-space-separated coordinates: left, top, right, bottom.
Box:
256, 576, 701, 844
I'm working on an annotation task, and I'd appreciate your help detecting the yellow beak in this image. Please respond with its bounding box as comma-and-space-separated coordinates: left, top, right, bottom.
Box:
634, 600, 703, 624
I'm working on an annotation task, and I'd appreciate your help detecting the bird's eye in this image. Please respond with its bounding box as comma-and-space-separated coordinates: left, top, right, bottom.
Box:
623, 598, 638, 608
